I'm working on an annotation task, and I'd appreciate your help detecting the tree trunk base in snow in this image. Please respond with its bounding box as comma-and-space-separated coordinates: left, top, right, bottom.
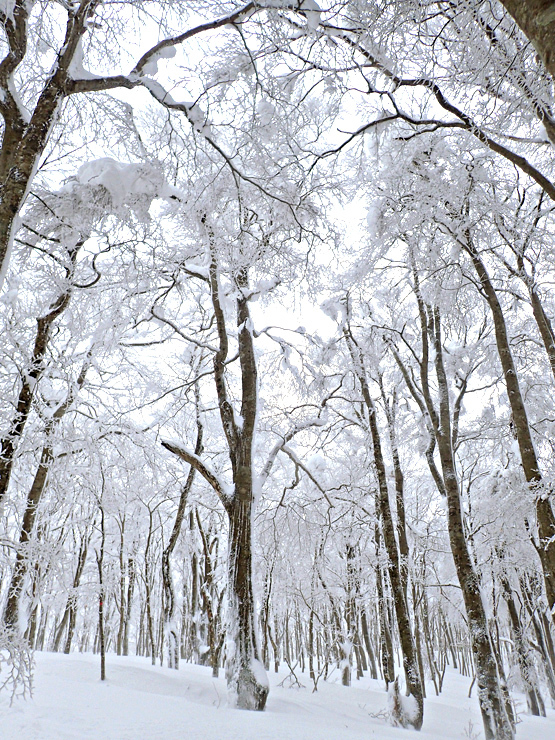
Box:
389, 677, 423, 731
234, 665, 269, 711
166, 629, 179, 670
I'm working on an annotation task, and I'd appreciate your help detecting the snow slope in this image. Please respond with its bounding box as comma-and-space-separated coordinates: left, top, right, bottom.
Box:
1, 652, 553, 740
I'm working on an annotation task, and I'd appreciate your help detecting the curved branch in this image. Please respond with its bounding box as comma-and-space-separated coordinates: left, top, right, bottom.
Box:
161, 440, 233, 514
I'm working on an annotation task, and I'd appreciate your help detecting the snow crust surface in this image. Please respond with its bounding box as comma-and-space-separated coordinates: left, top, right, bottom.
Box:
1, 652, 553, 740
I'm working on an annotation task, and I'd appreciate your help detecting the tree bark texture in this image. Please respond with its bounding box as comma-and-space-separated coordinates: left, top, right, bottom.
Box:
498, 1, 555, 79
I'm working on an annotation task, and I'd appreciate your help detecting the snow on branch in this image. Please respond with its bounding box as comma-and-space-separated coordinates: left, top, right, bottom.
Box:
150, 307, 218, 353
281, 445, 333, 507
161, 439, 233, 512
259, 414, 328, 488
131, 0, 323, 80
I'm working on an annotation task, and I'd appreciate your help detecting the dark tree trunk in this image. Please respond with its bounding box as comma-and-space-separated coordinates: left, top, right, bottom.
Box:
497, 1, 555, 79
464, 239, 555, 622
97, 503, 106, 682
0, 285, 73, 506
2, 357, 89, 632
346, 328, 423, 730
431, 307, 514, 740
144, 508, 157, 666
2, 441, 54, 631
162, 259, 268, 709
162, 405, 202, 669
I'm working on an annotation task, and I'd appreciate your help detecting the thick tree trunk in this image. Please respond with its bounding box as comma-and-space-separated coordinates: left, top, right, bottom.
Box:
222, 270, 268, 709
0, 1, 107, 287
226, 492, 268, 709
163, 260, 268, 708
498, 2, 555, 80
383, 392, 410, 603
375, 524, 395, 687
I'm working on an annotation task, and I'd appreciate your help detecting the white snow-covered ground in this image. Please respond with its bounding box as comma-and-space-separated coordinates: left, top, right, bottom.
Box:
1, 652, 553, 740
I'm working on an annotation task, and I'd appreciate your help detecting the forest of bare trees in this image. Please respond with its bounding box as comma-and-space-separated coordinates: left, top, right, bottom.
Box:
1, 2, 555, 738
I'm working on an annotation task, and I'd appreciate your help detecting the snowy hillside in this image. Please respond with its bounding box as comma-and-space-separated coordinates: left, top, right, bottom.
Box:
1, 653, 553, 740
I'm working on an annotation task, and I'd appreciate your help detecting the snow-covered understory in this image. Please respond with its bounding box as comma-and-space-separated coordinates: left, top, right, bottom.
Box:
1, 653, 554, 740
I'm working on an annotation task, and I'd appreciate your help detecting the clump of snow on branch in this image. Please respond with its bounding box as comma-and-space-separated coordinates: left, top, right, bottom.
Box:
68, 40, 101, 81
0, 0, 15, 20
300, 0, 322, 30
64, 158, 182, 223
142, 45, 177, 76
320, 296, 347, 324
140, 78, 211, 135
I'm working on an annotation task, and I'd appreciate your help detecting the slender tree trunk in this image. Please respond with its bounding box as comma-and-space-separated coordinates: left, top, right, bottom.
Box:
0, 295, 69, 506
97, 502, 106, 682
116, 519, 126, 656
144, 509, 156, 667
346, 327, 423, 729
431, 307, 514, 740
361, 607, 378, 680
162, 401, 202, 669
3, 435, 57, 630
2, 357, 89, 632
465, 240, 555, 621
122, 556, 135, 656
501, 574, 545, 716
53, 531, 89, 653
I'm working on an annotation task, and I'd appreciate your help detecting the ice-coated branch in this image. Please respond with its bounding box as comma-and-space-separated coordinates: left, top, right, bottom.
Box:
161, 440, 233, 513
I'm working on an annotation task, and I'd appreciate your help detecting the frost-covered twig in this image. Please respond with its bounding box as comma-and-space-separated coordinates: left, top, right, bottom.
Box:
0, 628, 34, 703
